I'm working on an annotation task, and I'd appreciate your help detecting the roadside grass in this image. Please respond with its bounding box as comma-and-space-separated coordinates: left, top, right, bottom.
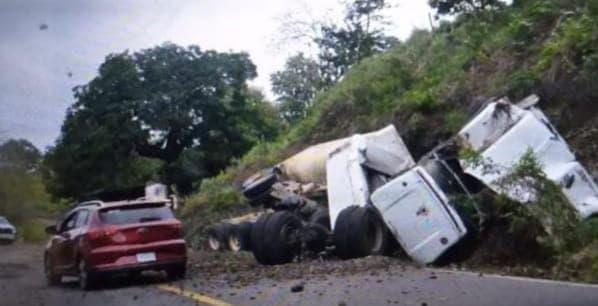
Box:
17, 219, 48, 243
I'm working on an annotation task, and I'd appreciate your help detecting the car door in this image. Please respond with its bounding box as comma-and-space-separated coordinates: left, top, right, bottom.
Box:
62, 209, 90, 271
51, 211, 79, 271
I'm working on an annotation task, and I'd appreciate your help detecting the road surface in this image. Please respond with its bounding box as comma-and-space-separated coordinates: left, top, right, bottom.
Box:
2, 243, 598, 306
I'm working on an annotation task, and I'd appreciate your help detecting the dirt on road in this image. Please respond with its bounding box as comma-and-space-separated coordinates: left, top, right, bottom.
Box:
4, 242, 598, 306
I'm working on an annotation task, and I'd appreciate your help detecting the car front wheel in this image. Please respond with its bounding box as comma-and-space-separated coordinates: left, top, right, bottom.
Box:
44, 255, 61, 286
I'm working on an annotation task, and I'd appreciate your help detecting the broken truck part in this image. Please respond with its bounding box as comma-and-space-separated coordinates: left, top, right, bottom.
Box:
457, 95, 598, 219
229, 125, 476, 265
326, 125, 416, 230
370, 154, 480, 264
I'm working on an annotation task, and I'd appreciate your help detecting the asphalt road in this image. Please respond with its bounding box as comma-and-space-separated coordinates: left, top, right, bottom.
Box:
2, 243, 598, 306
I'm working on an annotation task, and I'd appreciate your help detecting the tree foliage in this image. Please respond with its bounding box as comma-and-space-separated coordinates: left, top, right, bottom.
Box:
317, 0, 398, 83
271, 0, 397, 124
271, 53, 324, 124
44, 43, 280, 199
0, 139, 41, 171
429, 0, 506, 16
0, 139, 50, 225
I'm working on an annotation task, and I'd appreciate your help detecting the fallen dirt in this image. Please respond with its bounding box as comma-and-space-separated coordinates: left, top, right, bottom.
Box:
187, 250, 417, 288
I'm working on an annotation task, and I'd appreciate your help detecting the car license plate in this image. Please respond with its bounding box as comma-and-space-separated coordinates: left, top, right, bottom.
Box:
136, 252, 156, 263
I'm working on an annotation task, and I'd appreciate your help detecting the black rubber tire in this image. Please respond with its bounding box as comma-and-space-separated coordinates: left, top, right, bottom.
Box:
250, 213, 273, 264
44, 255, 61, 286
242, 169, 277, 205
167, 264, 187, 280
304, 223, 330, 253
333, 206, 386, 260
309, 207, 331, 230
78, 259, 98, 291
237, 222, 253, 251
228, 222, 253, 252
251, 211, 302, 265
206, 223, 233, 251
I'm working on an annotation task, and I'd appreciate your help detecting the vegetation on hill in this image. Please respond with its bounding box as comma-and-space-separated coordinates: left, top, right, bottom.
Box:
183, 0, 598, 280
0, 139, 60, 242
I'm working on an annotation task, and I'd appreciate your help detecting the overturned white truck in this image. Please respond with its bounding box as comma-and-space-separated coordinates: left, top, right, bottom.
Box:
235, 95, 598, 266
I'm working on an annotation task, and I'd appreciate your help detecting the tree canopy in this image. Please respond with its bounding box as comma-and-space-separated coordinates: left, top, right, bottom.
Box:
0, 139, 41, 171
271, 53, 324, 124
429, 0, 506, 16
317, 0, 398, 83
44, 43, 280, 199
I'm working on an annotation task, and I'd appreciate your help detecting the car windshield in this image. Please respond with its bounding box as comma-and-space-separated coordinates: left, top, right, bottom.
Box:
99, 205, 174, 225
0, 216, 8, 224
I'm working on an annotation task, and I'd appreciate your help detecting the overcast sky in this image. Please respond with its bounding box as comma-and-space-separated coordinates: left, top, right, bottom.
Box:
0, 0, 433, 150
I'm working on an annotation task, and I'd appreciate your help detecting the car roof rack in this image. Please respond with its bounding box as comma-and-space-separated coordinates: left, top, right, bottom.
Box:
75, 200, 105, 208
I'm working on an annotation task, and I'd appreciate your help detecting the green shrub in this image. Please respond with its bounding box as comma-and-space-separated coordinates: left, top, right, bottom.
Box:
507, 70, 541, 100
18, 220, 47, 243
445, 110, 467, 133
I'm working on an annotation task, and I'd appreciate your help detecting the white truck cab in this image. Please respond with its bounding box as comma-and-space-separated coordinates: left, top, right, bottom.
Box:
326, 125, 415, 229
457, 97, 598, 219
371, 159, 470, 264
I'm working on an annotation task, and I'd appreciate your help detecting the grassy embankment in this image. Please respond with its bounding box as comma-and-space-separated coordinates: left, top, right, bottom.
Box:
182, 0, 598, 281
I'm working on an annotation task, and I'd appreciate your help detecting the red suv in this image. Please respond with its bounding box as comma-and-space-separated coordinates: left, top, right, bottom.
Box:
44, 200, 187, 290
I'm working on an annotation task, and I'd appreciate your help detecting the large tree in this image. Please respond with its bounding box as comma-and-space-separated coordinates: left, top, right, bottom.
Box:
45, 43, 280, 199
316, 0, 398, 83
271, 53, 324, 124
0, 139, 41, 171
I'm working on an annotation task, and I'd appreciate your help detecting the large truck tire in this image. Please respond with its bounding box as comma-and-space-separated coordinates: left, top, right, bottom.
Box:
309, 207, 331, 230
251, 211, 302, 265
228, 222, 253, 252
242, 168, 277, 206
333, 206, 387, 259
206, 223, 233, 251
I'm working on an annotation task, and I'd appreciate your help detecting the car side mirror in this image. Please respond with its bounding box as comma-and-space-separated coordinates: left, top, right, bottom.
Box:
45, 225, 58, 235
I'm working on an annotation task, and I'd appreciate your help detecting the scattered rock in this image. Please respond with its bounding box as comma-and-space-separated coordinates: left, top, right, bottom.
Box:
291, 283, 305, 293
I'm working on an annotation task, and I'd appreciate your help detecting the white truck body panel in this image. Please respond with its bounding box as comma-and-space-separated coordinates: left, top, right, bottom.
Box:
371, 166, 468, 264
280, 125, 415, 185
326, 125, 416, 229
327, 142, 371, 229
458, 101, 598, 218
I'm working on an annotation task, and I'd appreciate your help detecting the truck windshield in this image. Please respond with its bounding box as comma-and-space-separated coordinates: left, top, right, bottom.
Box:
99, 205, 174, 225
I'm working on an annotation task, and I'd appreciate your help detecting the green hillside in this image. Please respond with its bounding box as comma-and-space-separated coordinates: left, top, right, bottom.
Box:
183, 0, 598, 280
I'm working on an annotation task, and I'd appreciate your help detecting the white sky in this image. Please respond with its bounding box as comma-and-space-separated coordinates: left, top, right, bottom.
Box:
0, 0, 433, 150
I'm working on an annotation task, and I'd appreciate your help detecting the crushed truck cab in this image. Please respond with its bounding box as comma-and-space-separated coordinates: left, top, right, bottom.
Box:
326, 125, 415, 229
458, 96, 598, 219
371, 163, 469, 264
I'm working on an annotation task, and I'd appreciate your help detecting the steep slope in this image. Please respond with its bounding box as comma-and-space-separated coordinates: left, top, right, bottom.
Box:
183, 0, 598, 273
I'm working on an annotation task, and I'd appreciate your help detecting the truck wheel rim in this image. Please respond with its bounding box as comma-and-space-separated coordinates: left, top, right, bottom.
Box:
366, 217, 384, 253
229, 236, 241, 252
208, 237, 220, 250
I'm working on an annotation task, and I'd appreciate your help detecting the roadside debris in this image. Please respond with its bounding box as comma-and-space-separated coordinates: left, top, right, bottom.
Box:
203, 94, 598, 270
290, 282, 305, 292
